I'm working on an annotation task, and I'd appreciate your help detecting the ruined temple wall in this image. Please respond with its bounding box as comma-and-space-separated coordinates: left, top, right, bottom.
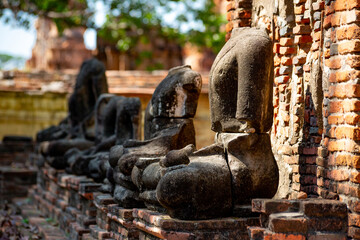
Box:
226, 0, 360, 238
27, 17, 92, 71
0, 70, 214, 149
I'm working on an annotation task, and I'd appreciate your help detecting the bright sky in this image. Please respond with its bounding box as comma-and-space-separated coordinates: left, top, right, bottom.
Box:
0, 1, 205, 68
0, 1, 107, 61
0, 19, 37, 59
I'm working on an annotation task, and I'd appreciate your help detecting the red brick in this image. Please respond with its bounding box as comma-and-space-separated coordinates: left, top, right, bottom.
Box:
331, 12, 345, 27
236, 0, 252, 8
337, 182, 349, 195
346, 10, 360, 24
347, 55, 360, 68
269, 213, 308, 234
329, 101, 343, 113
325, 57, 342, 69
349, 226, 360, 239
275, 67, 280, 76
312, 2, 325, 11
226, 2, 235, 11
249, 226, 265, 239
264, 232, 306, 240
329, 169, 349, 181
283, 155, 300, 164
226, 11, 232, 21
349, 199, 360, 213
311, 41, 320, 51
293, 55, 306, 65
300, 200, 347, 218
334, 0, 360, 11
350, 185, 360, 197
294, 35, 312, 44
330, 70, 360, 83
345, 113, 360, 125
324, 14, 332, 29
274, 55, 281, 66
235, 9, 251, 19
280, 47, 296, 55
329, 84, 360, 98
302, 147, 317, 155
313, 31, 321, 42
305, 156, 316, 164
328, 139, 360, 152
295, 15, 310, 24
308, 233, 346, 240
303, 64, 311, 72
274, 43, 281, 53
300, 175, 317, 185
308, 217, 347, 232
281, 56, 292, 65
292, 174, 300, 183
325, 2, 335, 16
337, 154, 354, 166
351, 171, 360, 183
337, 25, 360, 41
225, 22, 233, 33
275, 76, 290, 85
324, 48, 331, 58
232, 19, 251, 28
293, 25, 311, 35
344, 100, 360, 112
328, 115, 344, 125
330, 100, 360, 113
335, 126, 360, 140
280, 38, 293, 46
252, 199, 299, 214
294, 5, 306, 15
338, 40, 360, 54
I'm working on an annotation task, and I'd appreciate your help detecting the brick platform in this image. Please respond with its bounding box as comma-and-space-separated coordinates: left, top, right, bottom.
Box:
132, 209, 259, 240
0, 137, 36, 202
249, 199, 348, 240
32, 164, 101, 240
30, 165, 350, 239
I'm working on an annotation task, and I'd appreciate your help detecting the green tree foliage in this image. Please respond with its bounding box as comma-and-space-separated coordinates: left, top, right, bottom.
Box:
1, 0, 226, 55
98, 0, 226, 53
0, 0, 91, 33
0, 53, 25, 69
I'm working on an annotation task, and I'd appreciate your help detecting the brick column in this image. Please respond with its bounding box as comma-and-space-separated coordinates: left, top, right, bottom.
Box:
322, 0, 360, 238
225, 0, 252, 40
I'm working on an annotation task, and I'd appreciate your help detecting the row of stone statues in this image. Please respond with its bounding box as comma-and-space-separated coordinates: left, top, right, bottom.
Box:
37, 28, 279, 220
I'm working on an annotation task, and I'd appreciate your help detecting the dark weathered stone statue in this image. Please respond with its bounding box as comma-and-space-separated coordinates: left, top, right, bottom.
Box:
108, 65, 202, 208
38, 58, 108, 169
155, 28, 279, 219
66, 94, 141, 181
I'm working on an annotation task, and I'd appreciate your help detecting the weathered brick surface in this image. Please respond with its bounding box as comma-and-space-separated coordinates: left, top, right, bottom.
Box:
250, 199, 348, 240
225, 0, 360, 236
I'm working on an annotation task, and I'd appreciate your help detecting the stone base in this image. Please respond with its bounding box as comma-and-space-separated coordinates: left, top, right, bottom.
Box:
31, 165, 101, 239
0, 166, 37, 201
250, 199, 348, 240
30, 165, 351, 240
93, 193, 140, 240
132, 209, 259, 240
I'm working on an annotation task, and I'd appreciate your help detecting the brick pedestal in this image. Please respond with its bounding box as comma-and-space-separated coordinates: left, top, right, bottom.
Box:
132, 209, 259, 240
32, 165, 350, 239
32, 164, 101, 240
249, 199, 348, 240
92, 193, 139, 240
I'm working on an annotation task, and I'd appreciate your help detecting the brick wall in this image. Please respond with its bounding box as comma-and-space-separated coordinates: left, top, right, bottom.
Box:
227, 0, 360, 238
0, 70, 214, 149
226, 0, 360, 238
